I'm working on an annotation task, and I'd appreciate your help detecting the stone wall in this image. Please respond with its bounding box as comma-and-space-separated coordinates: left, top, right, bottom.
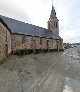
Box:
7, 29, 11, 54
22, 36, 32, 49
57, 40, 63, 50
12, 33, 63, 53
0, 22, 11, 61
32, 36, 40, 49
47, 39, 63, 51
41, 38, 47, 49
12, 34, 38, 52
52, 40, 58, 49
12, 34, 48, 52
47, 39, 61, 50
12, 34, 23, 51
47, 39, 53, 49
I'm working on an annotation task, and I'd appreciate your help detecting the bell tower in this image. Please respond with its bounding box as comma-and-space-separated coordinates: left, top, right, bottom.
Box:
48, 1, 59, 35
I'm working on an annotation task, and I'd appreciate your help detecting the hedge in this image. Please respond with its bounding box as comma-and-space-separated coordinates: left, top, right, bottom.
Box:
14, 48, 64, 55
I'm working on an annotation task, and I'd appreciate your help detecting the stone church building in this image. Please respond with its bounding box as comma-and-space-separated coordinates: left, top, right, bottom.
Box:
0, 5, 63, 61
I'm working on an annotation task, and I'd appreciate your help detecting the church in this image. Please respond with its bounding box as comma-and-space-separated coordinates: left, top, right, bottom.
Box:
0, 4, 63, 61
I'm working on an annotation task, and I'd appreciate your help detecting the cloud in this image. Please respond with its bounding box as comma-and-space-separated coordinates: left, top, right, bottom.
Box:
0, 0, 31, 23
0, 0, 80, 43
57, 0, 80, 43
60, 27, 80, 43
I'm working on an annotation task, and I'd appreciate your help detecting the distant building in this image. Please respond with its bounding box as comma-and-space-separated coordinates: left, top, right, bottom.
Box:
63, 43, 71, 49
0, 4, 63, 61
71, 43, 80, 48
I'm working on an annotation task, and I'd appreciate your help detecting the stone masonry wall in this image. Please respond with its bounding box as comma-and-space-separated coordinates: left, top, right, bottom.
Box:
12, 34, 63, 53
58, 40, 63, 50
11, 34, 23, 51
12, 34, 48, 52
52, 40, 57, 49
0, 22, 11, 61
41, 38, 47, 49
12, 34, 36, 52
47, 39, 63, 50
22, 36, 32, 49
47, 39, 53, 49
32, 37, 41, 49
7, 29, 11, 54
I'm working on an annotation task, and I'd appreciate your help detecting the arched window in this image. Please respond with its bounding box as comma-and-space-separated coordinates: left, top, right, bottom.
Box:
22, 35, 26, 44
48, 22, 50, 29
40, 38, 42, 44
56, 22, 58, 28
54, 21, 55, 26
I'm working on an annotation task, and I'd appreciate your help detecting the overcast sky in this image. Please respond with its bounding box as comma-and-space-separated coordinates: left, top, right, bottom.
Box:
0, 0, 80, 43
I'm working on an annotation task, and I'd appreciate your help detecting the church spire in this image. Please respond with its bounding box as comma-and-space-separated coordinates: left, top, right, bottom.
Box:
47, 0, 59, 35
52, 0, 53, 5
52, 0, 53, 8
50, 0, 56, 19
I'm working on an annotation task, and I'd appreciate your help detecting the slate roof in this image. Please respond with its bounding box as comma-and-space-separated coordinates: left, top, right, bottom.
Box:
0, 15, 62, 40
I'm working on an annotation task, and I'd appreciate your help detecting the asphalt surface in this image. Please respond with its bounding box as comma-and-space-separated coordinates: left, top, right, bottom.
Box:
0, 48, 80, 92
33, 48, 80, 92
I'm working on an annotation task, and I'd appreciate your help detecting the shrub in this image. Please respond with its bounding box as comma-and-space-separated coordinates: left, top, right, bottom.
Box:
14, 49, 33, 55
59, 49, 64, 52
41, 49, 48, 53
14, 48, 64, 55
35, 49, 41, 54
14, 49, 26, 55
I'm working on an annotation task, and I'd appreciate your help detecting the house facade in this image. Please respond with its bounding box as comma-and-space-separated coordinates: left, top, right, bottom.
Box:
0, 4, 63, 61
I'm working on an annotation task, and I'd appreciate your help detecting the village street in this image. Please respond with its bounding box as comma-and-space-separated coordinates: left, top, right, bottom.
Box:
33, 48, 80, 92
0, 48, 80, 92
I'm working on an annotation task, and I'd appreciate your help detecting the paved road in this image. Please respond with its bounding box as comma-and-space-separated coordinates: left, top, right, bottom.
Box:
0, 48, 80, 92
0, 50, 65, 92
32, 48, 80, 92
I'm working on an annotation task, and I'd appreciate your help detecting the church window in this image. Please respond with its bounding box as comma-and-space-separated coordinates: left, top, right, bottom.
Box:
22, 35, 26, 44
56, 22, 58, 28
54, 21, 55, 26
40, 38, 42, 44
48, 22, 50, 29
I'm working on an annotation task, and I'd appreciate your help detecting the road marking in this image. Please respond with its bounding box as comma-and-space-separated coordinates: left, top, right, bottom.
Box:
63, 84, 73, 92
62, 52, 66, 56
28, 63, 57, 92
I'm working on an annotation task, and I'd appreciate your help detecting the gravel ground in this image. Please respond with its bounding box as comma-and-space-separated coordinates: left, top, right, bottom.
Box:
1, 48, 80, 92
0, 52, 61, 92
